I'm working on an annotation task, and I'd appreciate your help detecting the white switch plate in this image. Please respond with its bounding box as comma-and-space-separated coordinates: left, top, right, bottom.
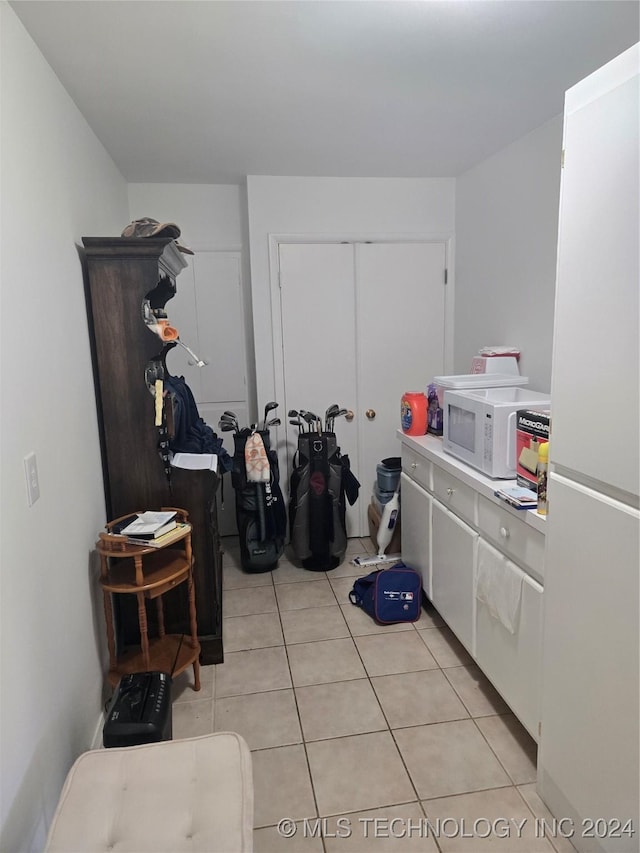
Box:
24, 452, 40, 506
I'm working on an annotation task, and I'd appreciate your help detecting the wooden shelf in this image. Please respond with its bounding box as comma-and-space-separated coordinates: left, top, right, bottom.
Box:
107, 633, 200, 689
100, 549, 191, 597
98, 509, 201, 693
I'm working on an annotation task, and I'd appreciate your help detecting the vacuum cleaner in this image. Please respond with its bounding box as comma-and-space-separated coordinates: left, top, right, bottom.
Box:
352, 483, 401, 568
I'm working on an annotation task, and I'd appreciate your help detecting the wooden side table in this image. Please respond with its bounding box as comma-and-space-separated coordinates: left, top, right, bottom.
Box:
97, 508, 201, 691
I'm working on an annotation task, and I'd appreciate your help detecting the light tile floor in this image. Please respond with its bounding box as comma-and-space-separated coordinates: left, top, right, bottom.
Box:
170, 537, 574, 853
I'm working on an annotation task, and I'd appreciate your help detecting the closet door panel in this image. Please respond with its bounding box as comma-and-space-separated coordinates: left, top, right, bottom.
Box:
279, 242, 359, 533
165, 253, 246, 405
356, 242, 446, 531
195, 253, 246, 404
165, 261, 202, 400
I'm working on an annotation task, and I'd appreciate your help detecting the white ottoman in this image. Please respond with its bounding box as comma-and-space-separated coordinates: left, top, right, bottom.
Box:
45, 732, 253, 852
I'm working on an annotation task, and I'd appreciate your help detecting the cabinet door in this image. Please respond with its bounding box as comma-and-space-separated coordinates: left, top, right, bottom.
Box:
400, 472, 432, 599
539, 473, 639, 845
552, 55, 639, 496
475, 539, 543, 740
431, 500, 478, 654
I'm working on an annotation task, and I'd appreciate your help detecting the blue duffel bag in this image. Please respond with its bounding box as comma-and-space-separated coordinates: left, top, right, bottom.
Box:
349, 562, 422, 624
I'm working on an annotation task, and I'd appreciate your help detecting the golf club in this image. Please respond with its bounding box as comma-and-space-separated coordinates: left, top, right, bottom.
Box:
222, 410, 239, 432
289, 417, 303, 435
324, 403, 340, 431
301, 411, 319, 433
262, 401, 278, 430
219, 414, 239, 433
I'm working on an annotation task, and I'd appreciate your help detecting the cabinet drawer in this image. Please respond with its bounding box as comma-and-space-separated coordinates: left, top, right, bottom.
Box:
478, 496, 544, 582
432, 467, 477, 526
401, 446, 431, 491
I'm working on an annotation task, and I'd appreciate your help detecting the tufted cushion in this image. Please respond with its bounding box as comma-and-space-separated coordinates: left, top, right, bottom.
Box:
45, 732, 253, 852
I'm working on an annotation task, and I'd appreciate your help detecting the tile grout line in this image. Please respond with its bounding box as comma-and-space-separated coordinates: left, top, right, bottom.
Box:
327, 560, 430, 818
273, 568, 326, 850
222, 539, 539, 843
225, 544, 325, 846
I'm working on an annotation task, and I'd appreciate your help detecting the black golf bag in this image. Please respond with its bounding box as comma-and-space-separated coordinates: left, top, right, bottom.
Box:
289, 432, 360, 571
231, 429, 286, 572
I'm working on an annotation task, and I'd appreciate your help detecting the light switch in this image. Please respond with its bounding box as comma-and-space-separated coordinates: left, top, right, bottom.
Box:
24, 452, 40, 506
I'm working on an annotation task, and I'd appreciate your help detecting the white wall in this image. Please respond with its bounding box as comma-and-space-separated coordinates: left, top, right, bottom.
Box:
0, 4, 129, 849
247, 176, 456, 406
127, 182, 257, 419
454, 117, 563, 391
127, 183, 244, 251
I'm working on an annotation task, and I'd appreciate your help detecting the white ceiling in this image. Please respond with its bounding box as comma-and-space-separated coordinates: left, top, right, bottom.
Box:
11, 0, 639, 183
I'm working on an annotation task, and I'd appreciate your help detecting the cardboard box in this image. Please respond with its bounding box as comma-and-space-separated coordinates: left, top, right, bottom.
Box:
516, 409, 551, 492
368, 498, 401, 555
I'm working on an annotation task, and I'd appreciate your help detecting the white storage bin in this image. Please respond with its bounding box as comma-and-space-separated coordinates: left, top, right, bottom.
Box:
433, 373, 528, 407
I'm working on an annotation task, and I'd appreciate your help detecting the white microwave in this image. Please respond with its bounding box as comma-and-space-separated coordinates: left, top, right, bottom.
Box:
442, 387, 551, 479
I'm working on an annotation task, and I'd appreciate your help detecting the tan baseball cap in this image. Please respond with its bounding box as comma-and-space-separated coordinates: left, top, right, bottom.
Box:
121, 217, 194, 254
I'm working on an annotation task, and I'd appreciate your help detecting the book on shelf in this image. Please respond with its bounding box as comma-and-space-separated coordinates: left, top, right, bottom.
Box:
126, 522, 191, 549
118, 510, 178, 539
494, 485, 538, 510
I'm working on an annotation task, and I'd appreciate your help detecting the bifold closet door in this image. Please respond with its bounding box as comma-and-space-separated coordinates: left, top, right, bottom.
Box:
355, 241, 446, 532
279, 241, 446, 537
279, 243, 360, 534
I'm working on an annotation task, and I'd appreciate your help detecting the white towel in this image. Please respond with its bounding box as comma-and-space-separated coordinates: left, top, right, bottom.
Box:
476, 540, 524, 635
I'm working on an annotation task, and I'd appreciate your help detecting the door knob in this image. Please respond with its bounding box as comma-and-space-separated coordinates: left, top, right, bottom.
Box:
366, 409, 376, 420
345, 410, 355, 422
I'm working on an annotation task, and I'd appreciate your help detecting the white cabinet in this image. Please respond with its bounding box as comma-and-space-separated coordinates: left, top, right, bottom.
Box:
540, 474, 639, 846
432, 467, 477, 527
550, 50, 639, 498
478, 495, 545, 584
431, 500, 478, 655
401, 444, 431, 491
400, 432, 545, 739
400, 472, 432, 599
475, 539, 543, 740
538, 46, 639, 848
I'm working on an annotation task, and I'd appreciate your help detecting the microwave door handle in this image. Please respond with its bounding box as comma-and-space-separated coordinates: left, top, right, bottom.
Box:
506, 411, 517, 472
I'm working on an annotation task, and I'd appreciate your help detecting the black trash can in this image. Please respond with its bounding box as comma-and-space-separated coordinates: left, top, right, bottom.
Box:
103, 671, 172, 748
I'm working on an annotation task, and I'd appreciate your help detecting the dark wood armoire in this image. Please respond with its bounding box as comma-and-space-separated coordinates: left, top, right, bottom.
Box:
82, 236, 223, 665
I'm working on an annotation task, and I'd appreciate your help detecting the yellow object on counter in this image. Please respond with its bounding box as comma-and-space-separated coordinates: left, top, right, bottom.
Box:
536, 441, 549, 516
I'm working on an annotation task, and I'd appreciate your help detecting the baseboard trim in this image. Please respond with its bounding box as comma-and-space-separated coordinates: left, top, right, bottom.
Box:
90, 710, 106, 751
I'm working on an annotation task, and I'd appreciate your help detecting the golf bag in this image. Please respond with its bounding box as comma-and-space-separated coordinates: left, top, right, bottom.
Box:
289, 432, 360, 571
231, 429, 286, 572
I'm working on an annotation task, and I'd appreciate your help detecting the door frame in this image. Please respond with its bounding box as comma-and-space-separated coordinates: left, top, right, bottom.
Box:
268, 233, 455, 518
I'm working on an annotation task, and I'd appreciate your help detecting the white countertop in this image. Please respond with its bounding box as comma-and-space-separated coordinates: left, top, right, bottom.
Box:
397, 430, 547, 535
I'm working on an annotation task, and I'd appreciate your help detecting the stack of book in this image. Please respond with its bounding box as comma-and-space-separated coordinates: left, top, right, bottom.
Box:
112, 511, 189, 548
493, 485, 538, 510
